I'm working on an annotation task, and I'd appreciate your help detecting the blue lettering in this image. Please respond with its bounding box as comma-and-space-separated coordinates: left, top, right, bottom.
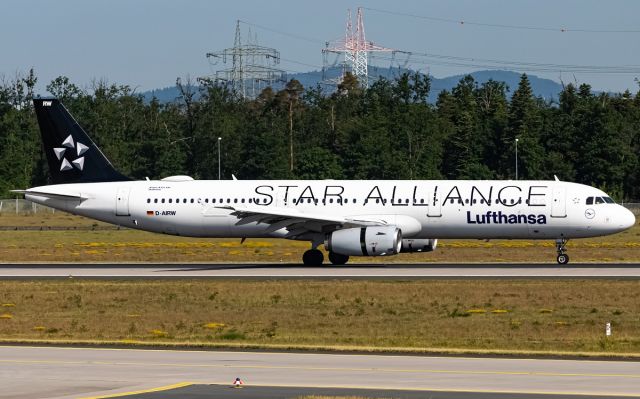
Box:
466, 211, 547, 225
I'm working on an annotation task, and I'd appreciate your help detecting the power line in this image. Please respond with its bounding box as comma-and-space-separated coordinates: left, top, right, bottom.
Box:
238, 20, 325, 44
279, 57, 324, 70
370, 50, 640, 74
363, 7, 640, 34
231, 20, 640, 82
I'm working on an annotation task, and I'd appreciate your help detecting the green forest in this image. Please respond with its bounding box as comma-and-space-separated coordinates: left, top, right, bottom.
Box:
1, 69, 639, 200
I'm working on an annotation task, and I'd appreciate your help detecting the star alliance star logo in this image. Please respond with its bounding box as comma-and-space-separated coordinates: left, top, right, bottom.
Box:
53, 134, 89, 172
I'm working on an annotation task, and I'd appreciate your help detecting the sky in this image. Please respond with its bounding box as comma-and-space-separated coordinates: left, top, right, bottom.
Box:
2, 0, 640, 93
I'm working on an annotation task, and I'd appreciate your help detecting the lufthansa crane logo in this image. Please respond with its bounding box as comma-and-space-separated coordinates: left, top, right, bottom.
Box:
585, 208, 595, 219
53, 134, 89, 172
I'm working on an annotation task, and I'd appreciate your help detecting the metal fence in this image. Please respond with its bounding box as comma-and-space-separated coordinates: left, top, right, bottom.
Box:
2, 198, 640, 216
0, 199, 57, 215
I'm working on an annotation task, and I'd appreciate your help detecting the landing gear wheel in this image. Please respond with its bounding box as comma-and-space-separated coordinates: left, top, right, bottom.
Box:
302, 249, 324, 266
555, 238, 569, 265
328, 252, 349, 265
557, 253, 569, 265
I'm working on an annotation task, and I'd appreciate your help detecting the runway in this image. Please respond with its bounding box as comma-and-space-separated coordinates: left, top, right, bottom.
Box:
0, 263, 640, 278
0, 346, 638, 399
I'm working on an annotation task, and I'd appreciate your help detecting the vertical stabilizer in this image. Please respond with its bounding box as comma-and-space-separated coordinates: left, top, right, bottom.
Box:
33, 98, 130, 184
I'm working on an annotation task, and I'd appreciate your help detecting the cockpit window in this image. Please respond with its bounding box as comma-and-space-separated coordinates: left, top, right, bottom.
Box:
595, 197, 605, 204
604, 197, 615, 204
586, 197, 593, 205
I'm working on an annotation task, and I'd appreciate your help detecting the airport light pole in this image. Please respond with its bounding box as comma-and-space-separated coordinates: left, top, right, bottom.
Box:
217, 137, 222, 180
515, 138, 519, 180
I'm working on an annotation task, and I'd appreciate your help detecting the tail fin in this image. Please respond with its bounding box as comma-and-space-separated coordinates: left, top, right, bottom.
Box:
33, 98, 130, 184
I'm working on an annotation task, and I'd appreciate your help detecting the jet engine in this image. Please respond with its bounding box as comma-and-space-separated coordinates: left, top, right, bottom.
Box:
401, 238, 438, 253
325, 226, 402, 256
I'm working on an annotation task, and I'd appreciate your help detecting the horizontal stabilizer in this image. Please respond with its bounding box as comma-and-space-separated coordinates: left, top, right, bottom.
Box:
11, 189, 87, 200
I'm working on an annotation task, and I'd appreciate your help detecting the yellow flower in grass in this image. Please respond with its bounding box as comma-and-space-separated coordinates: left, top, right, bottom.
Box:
2, 303, 16, 307
539, 308, 554, 314
33, 326, 45, 331
203, 322, 226, 329
150, 329, 168, 338
555, 321, 569, 326
0, 314, 13, 319
466, 309, 486, 314
245, 241, 273, 248
491, 309, 509, 314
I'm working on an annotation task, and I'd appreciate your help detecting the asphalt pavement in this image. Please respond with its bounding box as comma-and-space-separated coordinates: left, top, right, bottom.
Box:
0, 263, 639, 278
0, 346, 638, 399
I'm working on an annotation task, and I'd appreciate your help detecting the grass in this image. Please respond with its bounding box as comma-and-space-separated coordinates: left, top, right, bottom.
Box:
0, 280, 639, 355
0, 212, 638, 263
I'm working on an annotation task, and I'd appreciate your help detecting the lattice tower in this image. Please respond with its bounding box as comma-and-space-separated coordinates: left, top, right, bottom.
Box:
206, 20, 286, 99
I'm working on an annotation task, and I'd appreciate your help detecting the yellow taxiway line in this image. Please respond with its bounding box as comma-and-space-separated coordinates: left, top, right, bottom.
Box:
78, 382, 193, 399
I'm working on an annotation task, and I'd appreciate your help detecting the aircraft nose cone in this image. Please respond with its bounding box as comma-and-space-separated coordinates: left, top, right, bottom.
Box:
619, 207, 636, 230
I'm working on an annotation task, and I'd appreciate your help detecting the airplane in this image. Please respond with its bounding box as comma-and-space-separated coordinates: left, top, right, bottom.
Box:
13, 98, 636, 265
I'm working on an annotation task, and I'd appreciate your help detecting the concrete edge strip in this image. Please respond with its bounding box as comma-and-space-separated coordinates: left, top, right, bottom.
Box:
77, 382, 193, 399
1, 340, 640, 361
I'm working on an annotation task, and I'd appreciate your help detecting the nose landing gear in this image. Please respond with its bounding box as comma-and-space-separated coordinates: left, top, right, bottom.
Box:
555, 238, 569, 264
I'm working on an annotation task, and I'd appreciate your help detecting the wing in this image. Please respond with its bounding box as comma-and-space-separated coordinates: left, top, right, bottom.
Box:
216, 205, 389, 238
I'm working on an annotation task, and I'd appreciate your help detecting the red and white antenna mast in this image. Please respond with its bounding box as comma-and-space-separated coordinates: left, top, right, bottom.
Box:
323, 7, 394, 88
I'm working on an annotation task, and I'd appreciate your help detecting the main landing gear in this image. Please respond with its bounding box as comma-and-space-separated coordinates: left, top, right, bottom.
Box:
328, 251, 349, 265
302, 248, 350, 266
302, 249, 324, 266
555, 238, 569, 265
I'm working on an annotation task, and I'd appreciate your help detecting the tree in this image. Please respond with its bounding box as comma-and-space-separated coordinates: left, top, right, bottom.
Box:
504, 74, 545, 179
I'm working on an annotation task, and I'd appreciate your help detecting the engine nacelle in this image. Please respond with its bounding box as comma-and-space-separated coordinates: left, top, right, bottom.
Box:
401, 238, 438, 253
325, 226, 402, 256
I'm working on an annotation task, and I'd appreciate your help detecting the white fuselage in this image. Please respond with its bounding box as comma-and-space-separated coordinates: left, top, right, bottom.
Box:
25, 179, 635, 240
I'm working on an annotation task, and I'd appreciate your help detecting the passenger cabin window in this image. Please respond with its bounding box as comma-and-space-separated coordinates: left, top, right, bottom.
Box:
586, 197, 594, 205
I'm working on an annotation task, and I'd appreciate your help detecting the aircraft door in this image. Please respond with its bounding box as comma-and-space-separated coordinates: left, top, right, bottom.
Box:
115, 187, 131, 216
551, 185, 567, 218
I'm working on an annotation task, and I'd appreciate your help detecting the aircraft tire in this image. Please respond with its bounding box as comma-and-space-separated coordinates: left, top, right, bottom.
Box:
328, 252, 349, 265
303, 249, 324, 266
557, 253, 569, 265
